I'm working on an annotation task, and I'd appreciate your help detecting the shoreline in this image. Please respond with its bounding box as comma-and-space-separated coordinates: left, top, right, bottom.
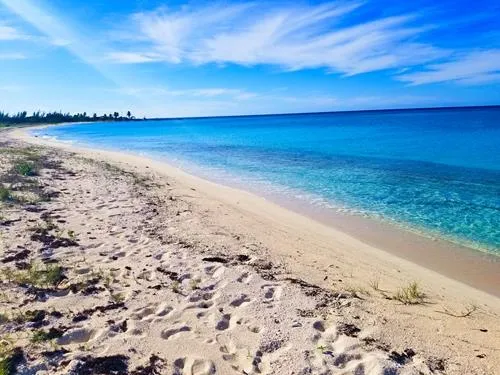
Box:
4, 127, 500, 374
10, 127, 500, 300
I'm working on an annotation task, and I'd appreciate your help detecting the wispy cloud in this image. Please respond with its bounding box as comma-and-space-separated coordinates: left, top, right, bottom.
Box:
113, 86, 258, 101
397, 49, 500, 85
109, 2, 445, 76
1, 0, 91, 56
0, 52, 26, 60
0, 23, 29, 40
0, 0, 131, 83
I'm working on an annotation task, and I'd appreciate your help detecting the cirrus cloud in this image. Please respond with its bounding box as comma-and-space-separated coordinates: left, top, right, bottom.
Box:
397, 49, 500, 85
108, 2, 447, 76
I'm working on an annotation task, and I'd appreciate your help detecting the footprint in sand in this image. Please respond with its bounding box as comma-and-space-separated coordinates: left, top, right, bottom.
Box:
57, 328, 96, 345
216, 314, 231, 331
155, 303, 173, 317
130, 305, 157, 320
262, 285, 282, 301
236, 272, 252, 284
230, 294, 251, 307
161, 325, 191, 340
216, 334, 237, 359
174, 358, 216, 375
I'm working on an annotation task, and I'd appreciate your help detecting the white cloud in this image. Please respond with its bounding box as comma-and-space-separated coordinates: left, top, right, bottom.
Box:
397, 49, 500, 85
0, 24, 27, 40
109, 2, 445, 76
107, 51, 163, 64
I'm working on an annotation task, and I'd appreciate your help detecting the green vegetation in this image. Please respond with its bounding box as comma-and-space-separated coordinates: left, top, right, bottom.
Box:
31, 329, 63, 343
0, 187, 10, 202
67, 230, 76, 240
394, 281, 425, 305
11, 310, 43, 324
2, 263, 64, 288
0, 339, 20, 375
0, 355, 12, 375
14, 161, 37, 177
110, 292, 125, 303
0, 110, 138, 127
171, 281, 181, 294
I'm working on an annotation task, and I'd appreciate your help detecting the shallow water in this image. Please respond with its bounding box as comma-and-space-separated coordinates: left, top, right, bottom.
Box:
34, 107, 500, 254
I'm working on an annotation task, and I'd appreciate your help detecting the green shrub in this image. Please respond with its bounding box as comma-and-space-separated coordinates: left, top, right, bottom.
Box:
15, 162, 36, 176
30, 328, 63, 343
0, 188, 10, 202
3, 263, 64, 288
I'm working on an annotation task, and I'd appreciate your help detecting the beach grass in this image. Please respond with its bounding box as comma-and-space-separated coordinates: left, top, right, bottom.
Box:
2, 263, 64, 288
14, 161, 37, 177
394, 281, 425, 305
0, 187, 11, 202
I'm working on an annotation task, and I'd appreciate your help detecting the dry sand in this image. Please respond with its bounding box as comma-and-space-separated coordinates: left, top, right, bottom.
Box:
0, 128, 499, 374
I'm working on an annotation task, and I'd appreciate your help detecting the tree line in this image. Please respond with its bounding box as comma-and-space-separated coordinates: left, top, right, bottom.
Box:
0, 110, 138, 126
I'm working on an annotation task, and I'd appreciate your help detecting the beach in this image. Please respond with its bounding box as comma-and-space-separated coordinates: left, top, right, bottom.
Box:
0, 128, 499, 374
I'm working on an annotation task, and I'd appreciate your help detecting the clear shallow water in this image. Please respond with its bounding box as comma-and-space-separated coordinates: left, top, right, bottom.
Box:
34, 107, 500, 254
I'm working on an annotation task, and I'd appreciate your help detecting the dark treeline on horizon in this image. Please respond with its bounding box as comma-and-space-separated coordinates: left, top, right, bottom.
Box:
0, 110, 139, 126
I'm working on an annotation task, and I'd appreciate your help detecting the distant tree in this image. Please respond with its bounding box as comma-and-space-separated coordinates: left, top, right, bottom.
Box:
0, 109, 146, 126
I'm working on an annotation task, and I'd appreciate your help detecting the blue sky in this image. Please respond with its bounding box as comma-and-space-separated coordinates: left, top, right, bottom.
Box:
1, 0, 499, 117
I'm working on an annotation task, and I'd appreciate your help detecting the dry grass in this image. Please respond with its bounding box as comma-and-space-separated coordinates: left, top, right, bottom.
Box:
394, 281, 425, 305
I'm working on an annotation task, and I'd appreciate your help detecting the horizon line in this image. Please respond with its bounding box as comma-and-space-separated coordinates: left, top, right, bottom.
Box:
146, 104, 500, 121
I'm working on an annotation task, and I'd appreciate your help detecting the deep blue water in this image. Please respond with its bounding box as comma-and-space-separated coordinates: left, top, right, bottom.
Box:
34, 107, 500, 254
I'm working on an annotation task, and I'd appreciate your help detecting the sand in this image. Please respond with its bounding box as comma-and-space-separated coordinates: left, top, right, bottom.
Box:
0, 128, 499, 374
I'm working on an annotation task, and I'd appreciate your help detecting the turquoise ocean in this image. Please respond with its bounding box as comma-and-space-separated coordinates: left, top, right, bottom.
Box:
33, 107, 500, 255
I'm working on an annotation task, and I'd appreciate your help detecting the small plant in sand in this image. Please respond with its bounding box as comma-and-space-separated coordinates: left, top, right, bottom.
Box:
0, 314, 8, 325
346, 285, 370, 298
0, 187, 11, 202
394, 281, 425, 305
189, 278, 201, 290
14, 161, 37, 177
67, 230, 76, 240
368, 278, 380, 291
0, 337, 20, 375
171, 281, 181, 294
110, 292, 125, 303
2, 263, 64, 288
316, 345, 331, 355
11, 310, 43, 325
30, 328, 63, 343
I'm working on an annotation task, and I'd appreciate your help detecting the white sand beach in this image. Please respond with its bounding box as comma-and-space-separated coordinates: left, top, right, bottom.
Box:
0, 128, 498, 374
